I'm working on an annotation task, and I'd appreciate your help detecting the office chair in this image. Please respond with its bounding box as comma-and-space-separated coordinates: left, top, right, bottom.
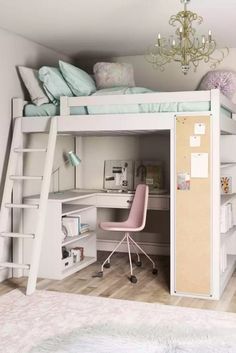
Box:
96, 184, 158, 283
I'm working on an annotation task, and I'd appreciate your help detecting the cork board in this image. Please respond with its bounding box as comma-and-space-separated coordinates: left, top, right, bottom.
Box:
175, 116, 211, 295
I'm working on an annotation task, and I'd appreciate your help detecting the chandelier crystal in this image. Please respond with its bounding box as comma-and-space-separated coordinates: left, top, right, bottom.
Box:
147, 0, 228, 75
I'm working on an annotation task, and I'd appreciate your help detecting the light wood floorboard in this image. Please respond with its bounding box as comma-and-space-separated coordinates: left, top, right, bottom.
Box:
0, 252, 236, 313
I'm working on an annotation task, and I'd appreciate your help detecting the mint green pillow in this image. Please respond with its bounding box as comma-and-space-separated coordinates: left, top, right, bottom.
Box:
59, 61, 96, 96
38, 66, 73, 105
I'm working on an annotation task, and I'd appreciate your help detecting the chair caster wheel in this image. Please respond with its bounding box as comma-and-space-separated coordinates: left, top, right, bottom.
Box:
136, 261, 142, 267
104, 262, 110, 268
152, 268, 158, 275
93, 271, 103, 278
130, 275, 137, 283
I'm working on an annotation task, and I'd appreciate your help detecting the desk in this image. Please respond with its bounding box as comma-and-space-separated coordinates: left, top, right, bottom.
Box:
23, 189, 170, 280
41, 189, 170, 210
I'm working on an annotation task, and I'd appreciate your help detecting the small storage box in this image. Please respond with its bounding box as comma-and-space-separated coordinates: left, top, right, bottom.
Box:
61, 256, 73, 270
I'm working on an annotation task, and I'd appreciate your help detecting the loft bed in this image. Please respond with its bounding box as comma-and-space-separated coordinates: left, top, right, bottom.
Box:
11, 89, 236, 300
13, 89, 236, 135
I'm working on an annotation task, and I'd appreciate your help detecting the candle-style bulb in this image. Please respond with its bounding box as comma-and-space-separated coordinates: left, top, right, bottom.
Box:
208, 30, 212, 42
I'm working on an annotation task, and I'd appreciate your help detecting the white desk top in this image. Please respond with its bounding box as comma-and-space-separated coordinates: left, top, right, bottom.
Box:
25, 189, 170, 203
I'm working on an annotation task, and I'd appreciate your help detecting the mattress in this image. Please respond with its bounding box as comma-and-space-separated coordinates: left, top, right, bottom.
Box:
24, 87, 211, 117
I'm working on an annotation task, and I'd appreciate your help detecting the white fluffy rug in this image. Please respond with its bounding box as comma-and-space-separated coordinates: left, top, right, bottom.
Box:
1, 290, 236, 353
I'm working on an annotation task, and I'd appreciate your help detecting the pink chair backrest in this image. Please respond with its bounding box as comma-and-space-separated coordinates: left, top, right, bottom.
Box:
127, 184, 149, 230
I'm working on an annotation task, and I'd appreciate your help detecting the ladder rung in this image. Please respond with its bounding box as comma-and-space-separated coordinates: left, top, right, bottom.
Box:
10, 176, 43, 181
0, 262, 30, 270
5, 203, 39, 209
0, 232, 35, 239
14, 148, 47, 153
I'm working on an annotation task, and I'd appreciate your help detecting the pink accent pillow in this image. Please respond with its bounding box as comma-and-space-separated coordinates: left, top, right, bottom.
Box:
93, 62, 135, 89
199, 71, 236, 99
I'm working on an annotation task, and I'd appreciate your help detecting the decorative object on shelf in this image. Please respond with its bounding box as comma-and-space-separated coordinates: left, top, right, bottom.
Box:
71, 247, 84, 263
221, 176, 232, 194
52, 151, 81, 193
146, 0, 228, 74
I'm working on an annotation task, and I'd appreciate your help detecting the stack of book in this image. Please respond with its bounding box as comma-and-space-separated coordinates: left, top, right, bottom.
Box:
79, 223, 90, 234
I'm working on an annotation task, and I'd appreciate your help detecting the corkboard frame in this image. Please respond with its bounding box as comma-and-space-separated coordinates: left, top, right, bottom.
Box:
174, 115, 212, 296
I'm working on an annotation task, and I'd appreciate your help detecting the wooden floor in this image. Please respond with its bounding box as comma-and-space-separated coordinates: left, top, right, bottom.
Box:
0, 252, 236, 313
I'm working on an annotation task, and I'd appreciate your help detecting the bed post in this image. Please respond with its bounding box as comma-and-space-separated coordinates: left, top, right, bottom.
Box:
60, 97, 70, 116
210, 89, 221, 299
12, 98, 25, 277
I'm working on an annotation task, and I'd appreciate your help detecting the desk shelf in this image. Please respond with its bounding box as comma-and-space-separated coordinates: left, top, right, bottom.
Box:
62, 231, 95, 246
61, 256, 96, 279
23, 196, 97, 280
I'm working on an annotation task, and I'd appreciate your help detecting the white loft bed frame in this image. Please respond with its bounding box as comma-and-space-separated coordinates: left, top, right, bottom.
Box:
12, 89, 236, 300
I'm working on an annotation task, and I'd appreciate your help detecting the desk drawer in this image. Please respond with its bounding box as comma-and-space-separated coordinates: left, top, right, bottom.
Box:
97, 194, 170, 210
97, 195, 133, 209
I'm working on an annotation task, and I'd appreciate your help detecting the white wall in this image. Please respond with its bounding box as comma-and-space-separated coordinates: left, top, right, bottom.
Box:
77, 135, 170, 190
108, 48, 236, 98
0, 28, 73, 282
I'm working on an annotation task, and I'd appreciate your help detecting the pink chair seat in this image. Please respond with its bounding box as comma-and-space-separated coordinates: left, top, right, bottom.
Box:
100, 220, 143, 232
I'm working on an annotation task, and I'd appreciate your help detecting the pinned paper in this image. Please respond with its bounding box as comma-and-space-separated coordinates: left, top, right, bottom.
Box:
191, 153, 208, 178
190, 135, 201, 147
194, 123, 206, 135
177, 173, 190, 190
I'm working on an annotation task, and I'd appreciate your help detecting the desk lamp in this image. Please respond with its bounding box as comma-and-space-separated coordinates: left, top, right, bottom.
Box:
52, 151, 81, 193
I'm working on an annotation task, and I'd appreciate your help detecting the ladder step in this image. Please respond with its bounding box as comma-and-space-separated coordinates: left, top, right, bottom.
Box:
14, 148, 47, 153
5, 203, 39, 209
10, 176, 43, 181
0, 232, 35, 239
0, 262, 30, 270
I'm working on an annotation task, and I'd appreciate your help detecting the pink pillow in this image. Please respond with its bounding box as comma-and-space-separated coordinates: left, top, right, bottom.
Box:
93, 62, 135, 89
199, 71, 236, 99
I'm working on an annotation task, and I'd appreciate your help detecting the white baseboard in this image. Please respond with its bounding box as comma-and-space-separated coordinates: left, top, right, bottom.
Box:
97, 239, 170, 256
0, 268, 12, 282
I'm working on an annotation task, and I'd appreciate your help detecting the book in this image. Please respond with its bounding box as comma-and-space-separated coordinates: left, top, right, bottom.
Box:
79, 223, 90, 234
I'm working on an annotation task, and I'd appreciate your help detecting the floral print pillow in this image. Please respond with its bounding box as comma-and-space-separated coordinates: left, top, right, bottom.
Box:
93, 62, 135, 89
199, 70, 236, 99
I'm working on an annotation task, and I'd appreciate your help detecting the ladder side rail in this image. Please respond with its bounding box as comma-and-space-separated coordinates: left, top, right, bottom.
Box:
12, 101, 25, 277
26, 116, 58, 295
0, 118, 23, 234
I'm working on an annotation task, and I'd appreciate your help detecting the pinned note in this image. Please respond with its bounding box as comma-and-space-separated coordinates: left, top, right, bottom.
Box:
190, 135, 201, 147
191, 153, 208, 178
194, 123, 206, 135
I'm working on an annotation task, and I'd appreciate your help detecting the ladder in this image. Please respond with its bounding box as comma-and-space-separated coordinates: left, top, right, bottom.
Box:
0, 116, 57, 295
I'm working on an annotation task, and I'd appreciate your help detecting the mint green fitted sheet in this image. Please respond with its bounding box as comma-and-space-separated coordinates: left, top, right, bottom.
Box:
24, 87, 211, 117
24, 103, 86, 117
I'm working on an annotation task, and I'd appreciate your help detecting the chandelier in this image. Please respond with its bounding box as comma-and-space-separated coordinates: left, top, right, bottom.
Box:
147, 0, 228, 75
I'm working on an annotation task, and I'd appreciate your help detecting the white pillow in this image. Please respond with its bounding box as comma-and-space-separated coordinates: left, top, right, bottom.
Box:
18, 66, 49, 106
93, 62, 135, 89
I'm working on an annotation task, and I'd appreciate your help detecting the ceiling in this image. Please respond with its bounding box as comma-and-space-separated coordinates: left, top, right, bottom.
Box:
0, 0, 235, 58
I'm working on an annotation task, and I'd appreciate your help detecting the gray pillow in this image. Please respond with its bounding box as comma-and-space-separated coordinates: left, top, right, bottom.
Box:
18, 66, 49, 106
93, 62, 135, 89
